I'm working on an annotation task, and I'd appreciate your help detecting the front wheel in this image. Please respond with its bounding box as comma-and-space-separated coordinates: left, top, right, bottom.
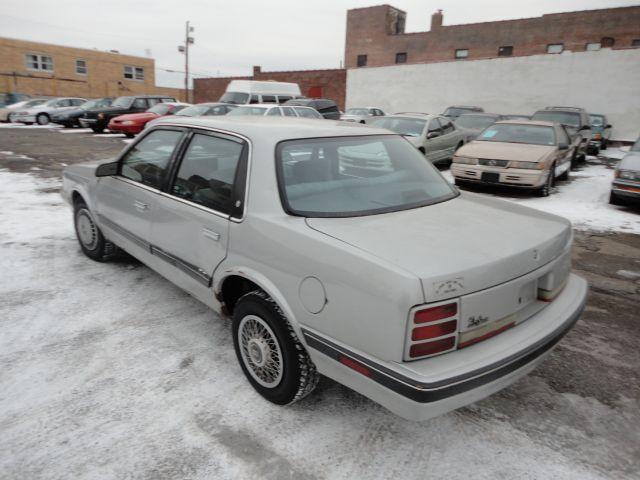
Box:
74, 200, 113, 261
36, 113, 49, 125
537, 166, 555, 197
232, 290, 319, 405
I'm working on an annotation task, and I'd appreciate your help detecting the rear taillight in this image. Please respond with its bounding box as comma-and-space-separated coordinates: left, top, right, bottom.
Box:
406, 301, 459, 359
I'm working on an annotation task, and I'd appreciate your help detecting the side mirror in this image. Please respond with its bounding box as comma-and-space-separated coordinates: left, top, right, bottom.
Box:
427, 131, 440, 139
95, 161, 118, 177
558, 142, 569, 150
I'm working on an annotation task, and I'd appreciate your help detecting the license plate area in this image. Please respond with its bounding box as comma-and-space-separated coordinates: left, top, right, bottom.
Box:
481, 171, 500, 183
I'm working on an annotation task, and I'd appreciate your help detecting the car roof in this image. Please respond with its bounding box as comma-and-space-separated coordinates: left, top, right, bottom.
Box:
447, 105, 482, 109
152, 116, 393, 140
236, 104, 315, 110
457, 113, 502, 118
541, 106, 585, 112
495, 119, 556, 127
192, 102, 235, 107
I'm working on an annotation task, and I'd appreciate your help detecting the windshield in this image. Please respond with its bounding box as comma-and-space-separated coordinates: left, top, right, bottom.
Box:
81, 98, 112, 110
111, 96, 134, 108
369, 117, 426, 137
24, 99, 46, 108
147, 103, 172, 115
219, 92, 249, 104
346, 108, 369, 115
531, 111, 580, 127
455, 115, 498, 130
226, 106, 268, 116
176, 105, 209, 116
276, 135, 456, 217
477, 123, 556, 146
631, 139, 640, 152
589, 114, 604, 126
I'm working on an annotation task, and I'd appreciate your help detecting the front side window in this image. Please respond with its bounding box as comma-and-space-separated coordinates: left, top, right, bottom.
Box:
369, 117, 426, 137
547, 44, 564, 54
357, 54, 367, 67
171, 133, 243, 213
111, 96, 134, 108
455, 49, 468, 59
132, 98, 148, 109
477, 124, 556, 146
282, 107, 297, 117
557, 126, 570, 145
25, 53, 53, 71
439, 117, 454, 134
120, 129, 183, 189
76, 59, 87, 74
277, 135, 456, 217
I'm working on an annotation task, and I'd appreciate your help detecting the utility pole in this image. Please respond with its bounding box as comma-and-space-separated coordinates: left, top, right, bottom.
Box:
178, 21, 194, 103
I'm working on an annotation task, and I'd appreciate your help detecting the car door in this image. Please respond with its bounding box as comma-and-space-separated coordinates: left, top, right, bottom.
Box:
424, 118, 444, 162
437, 117, 459, 159
554, 125, 573, 177
149, 129, 247, 303
94, 128, 186, 257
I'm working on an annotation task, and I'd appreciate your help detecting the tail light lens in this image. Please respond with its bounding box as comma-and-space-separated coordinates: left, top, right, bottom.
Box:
406, 301, 459, 360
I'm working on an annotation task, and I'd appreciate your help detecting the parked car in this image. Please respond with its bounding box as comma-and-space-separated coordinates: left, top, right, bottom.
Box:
219, 80, 302, 105
454, 113, 504, 142
79, 95, 177, 133
588, 113, 612, 153
0, 92, 31, 108
369, 113, 464, 165
145, 102, 237, 130
451, 120, 574, 196
0, 98, 46, 123
12, 97, 87, 125
609, 137, 640, 206
108, 102, 190, 137
531, 107, 591, 163
340, 107, 386, 123
61, 116, 587, 420
226, 104, 323, 119
284, 98, 341, 120
50, 97, 114, 128
442, 105, 484, 119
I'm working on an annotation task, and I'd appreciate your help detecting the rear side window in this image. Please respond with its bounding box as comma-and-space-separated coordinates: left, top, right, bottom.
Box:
282, 107, 297, 117
132, 98, 147, 109
171, 133, 244, 214
120, 129, 183, 189
267, 108, 282, 116
295, 107, 322, 119
262, 95, 277, 103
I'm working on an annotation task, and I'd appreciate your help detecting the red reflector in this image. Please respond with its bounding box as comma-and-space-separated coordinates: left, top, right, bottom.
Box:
339, 355, 371, 377
458, 322, 516, 349
414, 303, 457, 324
412, 320, 457, 341
409, 337, 455, 358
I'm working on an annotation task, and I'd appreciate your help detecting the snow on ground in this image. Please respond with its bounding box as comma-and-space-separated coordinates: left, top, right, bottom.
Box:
57, 128, 93, 134
0, 123, 61, 129
1, 169, 637, 479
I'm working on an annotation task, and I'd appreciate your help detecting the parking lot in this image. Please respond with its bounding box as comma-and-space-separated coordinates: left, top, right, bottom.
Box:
0, 125, 638, 479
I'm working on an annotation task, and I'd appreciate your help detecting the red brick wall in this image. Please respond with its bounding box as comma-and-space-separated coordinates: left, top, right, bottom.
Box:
345, 5, 640, 69
194, 68, 346, 110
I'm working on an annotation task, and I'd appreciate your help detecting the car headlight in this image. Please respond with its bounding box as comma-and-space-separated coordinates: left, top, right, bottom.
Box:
510, 161, 544, 170
452, 156, 477, 165
122, 121, 134, 125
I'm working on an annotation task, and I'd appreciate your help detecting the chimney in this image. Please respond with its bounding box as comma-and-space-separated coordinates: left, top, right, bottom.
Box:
431, 9, 443, 30
253, 65, 261, 76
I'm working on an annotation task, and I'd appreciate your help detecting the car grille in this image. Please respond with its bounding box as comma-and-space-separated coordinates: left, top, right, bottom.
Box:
478, 159, 509, 167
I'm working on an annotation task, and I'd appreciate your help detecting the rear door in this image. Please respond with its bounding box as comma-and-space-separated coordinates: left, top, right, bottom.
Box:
148, 129, 248, 301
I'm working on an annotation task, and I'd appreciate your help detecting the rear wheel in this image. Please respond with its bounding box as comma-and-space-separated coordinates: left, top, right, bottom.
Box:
36, 113, 49, 125
74, 200, 113, 261
558, 165, 569, 181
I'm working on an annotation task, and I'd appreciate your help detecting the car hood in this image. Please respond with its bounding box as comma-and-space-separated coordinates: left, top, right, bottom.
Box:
457, 141, 556, 162
306, 193, 571, 302
111, 112, 159, 122
619, 152, 640, 171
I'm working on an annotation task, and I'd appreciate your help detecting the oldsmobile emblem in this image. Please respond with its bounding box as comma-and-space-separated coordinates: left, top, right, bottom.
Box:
488, 159, 497, 166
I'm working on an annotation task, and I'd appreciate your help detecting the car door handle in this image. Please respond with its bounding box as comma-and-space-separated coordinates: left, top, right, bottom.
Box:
202, 228, 220, 241
134, 200, 148, 212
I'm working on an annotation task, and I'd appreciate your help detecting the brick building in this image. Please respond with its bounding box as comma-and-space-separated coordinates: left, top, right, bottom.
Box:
345, 5, 640, 69
0, 37, 186, 101
193, 66, 346, 110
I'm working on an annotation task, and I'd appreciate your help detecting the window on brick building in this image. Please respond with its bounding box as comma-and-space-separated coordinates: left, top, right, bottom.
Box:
395, 52, 407, 64
357, 55, 367, 67
498, 46, 513, 57
586, 43, 601, 51
25, 53, 53, 72
75, 59, 87, 75
632, 39, 640, 47
124, 65, 144, 81
455, 49, 468, 59
601, 37, 615, 47
547, 44, 564, 54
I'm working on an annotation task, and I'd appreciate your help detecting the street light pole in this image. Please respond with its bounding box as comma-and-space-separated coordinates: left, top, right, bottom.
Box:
184, 21, 189, 103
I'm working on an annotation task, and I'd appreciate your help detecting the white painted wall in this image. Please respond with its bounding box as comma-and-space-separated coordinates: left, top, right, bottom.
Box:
346, 48, 640, 141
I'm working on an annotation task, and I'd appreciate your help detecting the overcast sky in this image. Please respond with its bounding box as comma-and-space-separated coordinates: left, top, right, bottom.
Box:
1, 0, 636, 88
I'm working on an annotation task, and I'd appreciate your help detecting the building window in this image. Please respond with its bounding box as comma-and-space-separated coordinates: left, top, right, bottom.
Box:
632, 39, 640, 47
585, 42, 601, 51
547, 43, 564, 54
395, 52, 407, 64
498, 46, 513, 57
601, 37, 615, 47
25, 53, 53, 72
357, 54, 367, 67
455, 49, 468, 59
75, 59, 87, 75
124, 65, 144, 81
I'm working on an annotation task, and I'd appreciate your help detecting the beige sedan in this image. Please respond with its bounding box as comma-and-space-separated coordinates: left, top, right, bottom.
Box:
451, 120, 575, 196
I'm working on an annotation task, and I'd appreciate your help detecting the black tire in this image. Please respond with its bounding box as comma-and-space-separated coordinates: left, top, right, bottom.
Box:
537, 166, 555, 197
7, 113, 14, 123
73, 200, 113, 261
91, 126, 104, 133
125, 132, 135, 138
63, 123, 72, 128
232, 290, 319, 405
609, 192, 625, 206
455, 141, 464, 152
36, 113, 49, 125
558, 166, 569, 181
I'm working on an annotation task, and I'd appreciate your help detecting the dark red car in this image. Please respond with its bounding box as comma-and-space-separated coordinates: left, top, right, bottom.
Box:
108, 102, 189, 137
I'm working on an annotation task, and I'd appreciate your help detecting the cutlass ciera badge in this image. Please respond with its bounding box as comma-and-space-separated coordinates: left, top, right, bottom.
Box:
467, 315, 490, 328
434, 278, 464, 295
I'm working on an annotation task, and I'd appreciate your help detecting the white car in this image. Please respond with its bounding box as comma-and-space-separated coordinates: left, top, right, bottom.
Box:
0, 98, 47, 122
340, 107, 386, 123
11, 97, 87, 125
61, 116, 587, 420
226, 103, 323, 119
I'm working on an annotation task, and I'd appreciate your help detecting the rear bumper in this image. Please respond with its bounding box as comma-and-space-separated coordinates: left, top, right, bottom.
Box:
303, 273, 587, 420
612, 182, 640, 200
451, 164, 547, 188
79, 118, 101, 128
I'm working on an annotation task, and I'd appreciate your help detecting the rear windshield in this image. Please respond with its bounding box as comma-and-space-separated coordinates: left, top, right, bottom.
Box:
220, 92, 249, 104
444, 107, 477, 116
477, 124, 556, 146
276, 135, 456, 217
455, 115, 498, 130
589, 114, 604, 126
531, 111, 580, 127
369, 117, 426, 137
176, 105, 209, 116
226, 106, 267, 116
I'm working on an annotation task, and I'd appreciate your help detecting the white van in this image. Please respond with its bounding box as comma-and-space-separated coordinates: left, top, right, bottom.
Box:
219, 80, 302, 105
